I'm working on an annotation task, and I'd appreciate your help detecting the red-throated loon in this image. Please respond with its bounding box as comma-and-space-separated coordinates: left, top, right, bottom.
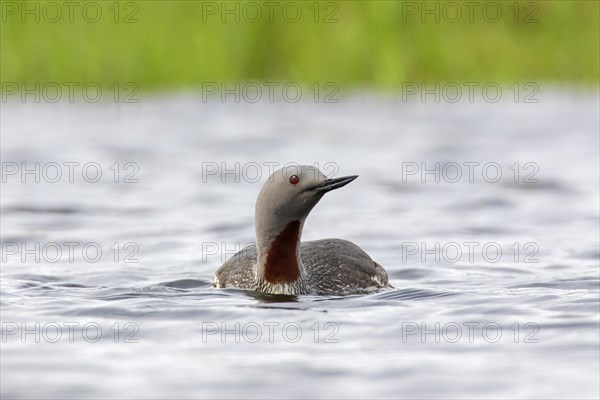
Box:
212, 165, 390, 295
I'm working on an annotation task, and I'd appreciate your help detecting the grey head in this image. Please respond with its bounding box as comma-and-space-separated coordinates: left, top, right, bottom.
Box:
255, 165, 357, 242
254, 165, 357, 288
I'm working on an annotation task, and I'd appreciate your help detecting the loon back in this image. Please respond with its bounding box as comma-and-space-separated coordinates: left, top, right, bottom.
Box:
213, 238, 389, 295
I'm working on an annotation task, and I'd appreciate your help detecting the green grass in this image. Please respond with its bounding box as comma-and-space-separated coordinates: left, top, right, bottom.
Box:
1, 0, 598, 91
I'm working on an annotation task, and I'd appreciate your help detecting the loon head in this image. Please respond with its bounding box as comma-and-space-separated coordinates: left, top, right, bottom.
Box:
255, 165, 358, 241
254, 165, 358, 291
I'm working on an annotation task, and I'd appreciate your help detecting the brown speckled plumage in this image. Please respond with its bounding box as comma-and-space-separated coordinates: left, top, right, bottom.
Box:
214, 238, 389, 295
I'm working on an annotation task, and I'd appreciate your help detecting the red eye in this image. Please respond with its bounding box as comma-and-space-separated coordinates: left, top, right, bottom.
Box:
289, 175, 300, 185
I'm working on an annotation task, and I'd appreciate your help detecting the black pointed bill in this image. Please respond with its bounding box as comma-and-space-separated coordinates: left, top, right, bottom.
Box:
312, 175, 358, 193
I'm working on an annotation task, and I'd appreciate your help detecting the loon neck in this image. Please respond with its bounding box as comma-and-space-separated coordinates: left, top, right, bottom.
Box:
256, 219, 305, 285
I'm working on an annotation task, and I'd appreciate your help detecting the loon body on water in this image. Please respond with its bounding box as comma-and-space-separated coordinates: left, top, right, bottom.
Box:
213, 165, 389, 295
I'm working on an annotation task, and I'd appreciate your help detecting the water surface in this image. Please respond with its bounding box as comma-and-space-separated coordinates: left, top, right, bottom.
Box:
1, 91, 599, 399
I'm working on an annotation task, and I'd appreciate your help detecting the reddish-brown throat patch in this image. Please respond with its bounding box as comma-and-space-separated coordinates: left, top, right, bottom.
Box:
263, 220, 301, 284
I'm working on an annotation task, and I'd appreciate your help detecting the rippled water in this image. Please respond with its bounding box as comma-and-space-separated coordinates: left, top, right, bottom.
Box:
1, 90, 599, 399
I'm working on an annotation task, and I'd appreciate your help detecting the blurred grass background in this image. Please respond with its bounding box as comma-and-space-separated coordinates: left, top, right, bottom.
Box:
1, 0, 598, 91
